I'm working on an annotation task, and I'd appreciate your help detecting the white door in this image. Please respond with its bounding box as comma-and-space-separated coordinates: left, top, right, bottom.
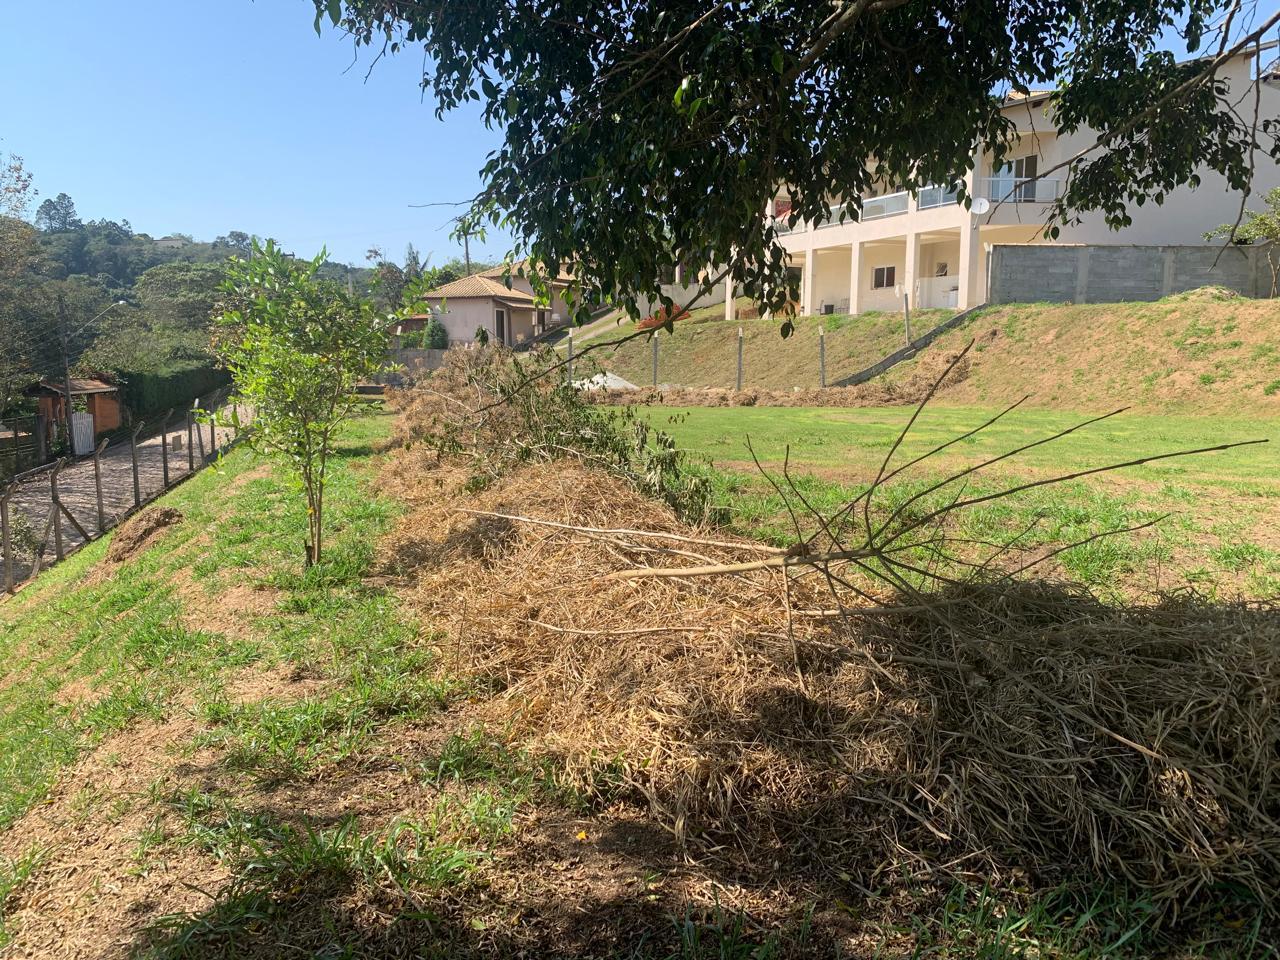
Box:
71, 411, 94, 456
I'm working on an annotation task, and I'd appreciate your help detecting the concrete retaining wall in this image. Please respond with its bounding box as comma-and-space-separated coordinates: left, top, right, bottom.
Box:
634, 280, 727, 319
988, 243, 1273, 304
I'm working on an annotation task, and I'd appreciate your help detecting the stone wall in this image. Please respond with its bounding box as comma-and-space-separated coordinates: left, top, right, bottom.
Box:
987, 243, 1273, 304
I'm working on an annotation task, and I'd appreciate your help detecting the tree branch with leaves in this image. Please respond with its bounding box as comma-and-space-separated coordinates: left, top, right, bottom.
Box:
315, 0, 1278, 334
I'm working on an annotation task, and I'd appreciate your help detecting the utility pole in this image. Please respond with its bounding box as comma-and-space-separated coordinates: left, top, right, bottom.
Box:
57, 295, 75, 454
457, 222, 474, 274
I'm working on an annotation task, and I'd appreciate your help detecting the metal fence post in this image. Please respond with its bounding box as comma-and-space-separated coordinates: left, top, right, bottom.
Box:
1, 483, 14, 594
736, 327, 744, 391
50, 460, 64, 562
160, 411, 172, 488
651, 336, 659, 388
819, 325, 826, 388
194, 403, 207, 463
566, 329, 574, 384
187, 405, 196, 472
207, 406, 216, 459
92, 438, 109, 534
903, 293, 912, 344
130, 420, 146, 508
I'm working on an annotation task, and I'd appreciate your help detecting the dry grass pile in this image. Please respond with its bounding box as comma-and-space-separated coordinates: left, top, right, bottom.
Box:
381, 343, 1280, 928
105, 505, 183, 562
387, 346, 636, 483
585, 349, 971, 408
378, 449, 1280, 922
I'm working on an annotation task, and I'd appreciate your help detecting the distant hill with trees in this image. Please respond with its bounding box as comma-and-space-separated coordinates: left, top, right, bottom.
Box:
0, 153, 423, 425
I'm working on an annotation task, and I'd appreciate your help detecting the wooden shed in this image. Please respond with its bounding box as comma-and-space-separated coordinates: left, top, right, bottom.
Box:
27, 378, 123, 436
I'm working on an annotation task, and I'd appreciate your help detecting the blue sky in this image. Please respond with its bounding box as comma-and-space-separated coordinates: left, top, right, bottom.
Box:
4, 3, 1277, 268
0, 0, 512, 266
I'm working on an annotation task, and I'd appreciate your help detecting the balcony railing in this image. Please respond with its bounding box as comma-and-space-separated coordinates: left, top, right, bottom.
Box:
918, 185, 961, 209
817, 201, 851, 228
980, 177, 1061, 203
861, 191, 909, 220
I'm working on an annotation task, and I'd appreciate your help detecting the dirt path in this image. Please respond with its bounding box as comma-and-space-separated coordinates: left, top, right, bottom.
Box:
4, 414, 240, 587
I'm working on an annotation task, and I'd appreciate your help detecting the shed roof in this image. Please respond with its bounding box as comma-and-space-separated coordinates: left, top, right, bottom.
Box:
31, 378, 118, 397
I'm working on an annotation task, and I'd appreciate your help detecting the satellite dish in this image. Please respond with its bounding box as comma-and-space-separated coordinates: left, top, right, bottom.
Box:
972, 197, 991, 216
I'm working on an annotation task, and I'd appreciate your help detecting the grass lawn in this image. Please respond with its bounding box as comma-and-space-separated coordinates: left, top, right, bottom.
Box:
640, 403, 1280, 597
1, 399, 1275, 958
0, 408, 494, 954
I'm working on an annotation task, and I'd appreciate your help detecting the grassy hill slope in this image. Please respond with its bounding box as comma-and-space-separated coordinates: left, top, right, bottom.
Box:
595, 300, 953, 390
591, 289, 1280, 414
910, 288, 1280, 413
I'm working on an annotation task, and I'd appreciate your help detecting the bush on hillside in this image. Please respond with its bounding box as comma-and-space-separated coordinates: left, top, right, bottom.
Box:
424, 317, 449, 350
115, 363, 230, 419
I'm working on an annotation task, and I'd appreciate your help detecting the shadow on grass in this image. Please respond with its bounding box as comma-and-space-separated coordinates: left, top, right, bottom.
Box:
126, 584, 1280, 960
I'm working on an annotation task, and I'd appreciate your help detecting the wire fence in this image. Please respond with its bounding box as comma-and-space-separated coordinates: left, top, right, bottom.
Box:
0, 414, 43, 480
0, 388, 245, 595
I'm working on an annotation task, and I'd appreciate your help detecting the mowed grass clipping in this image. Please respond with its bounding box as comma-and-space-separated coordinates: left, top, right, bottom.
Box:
639, 403, 1280, 598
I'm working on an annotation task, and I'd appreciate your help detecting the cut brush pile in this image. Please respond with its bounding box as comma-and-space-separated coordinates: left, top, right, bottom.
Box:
380, 345, 1280, 935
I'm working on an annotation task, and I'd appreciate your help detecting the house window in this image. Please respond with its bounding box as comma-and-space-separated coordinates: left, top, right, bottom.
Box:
935, 262, 949, 277
495, 309, 506, 344
872, 266, 896, 290
995, 155, 1039, 201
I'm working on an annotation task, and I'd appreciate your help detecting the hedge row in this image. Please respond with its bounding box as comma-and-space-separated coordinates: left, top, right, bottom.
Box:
115, 364, 231, 418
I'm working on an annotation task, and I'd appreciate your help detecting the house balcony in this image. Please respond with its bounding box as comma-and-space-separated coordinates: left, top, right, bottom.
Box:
979, 176, 1062, 203
854, 191, 910, 221
918, 184, 961, 209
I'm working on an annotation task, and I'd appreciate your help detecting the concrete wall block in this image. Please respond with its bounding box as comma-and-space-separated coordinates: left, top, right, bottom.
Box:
988, 243, 1270, 304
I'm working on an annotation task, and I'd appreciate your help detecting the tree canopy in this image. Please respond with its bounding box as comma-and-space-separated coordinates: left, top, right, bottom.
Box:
35, 192, 81, 232
316, 0, 1280, 328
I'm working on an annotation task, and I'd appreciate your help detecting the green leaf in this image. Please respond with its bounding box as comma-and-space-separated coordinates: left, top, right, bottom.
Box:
326, 0, 342, 26
771, 49, 784, 74
673, 76, 690, 109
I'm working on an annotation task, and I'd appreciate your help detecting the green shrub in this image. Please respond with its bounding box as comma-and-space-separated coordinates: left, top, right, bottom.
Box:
114, 363, 230, 418
425, 317, 449, 350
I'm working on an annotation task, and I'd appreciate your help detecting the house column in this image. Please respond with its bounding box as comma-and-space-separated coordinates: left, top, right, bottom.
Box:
958, 219, 982, 308
903, 232, 922, 309
848, 242, 864, 315
801, 248, 819, 315
724, 276, 736, 322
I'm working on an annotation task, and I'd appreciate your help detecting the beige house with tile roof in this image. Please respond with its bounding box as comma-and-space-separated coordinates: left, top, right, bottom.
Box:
406, 261, 575, 347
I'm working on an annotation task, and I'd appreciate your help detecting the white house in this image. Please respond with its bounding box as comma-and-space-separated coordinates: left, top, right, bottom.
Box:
741, 44, 1280, 319
414, 262, 574, 346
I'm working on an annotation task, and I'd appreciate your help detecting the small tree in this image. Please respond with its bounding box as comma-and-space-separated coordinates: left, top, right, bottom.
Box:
1207, 187, 1280, 297
425, 316, 449, 350
216, 240, 390, 566
473, 326, 490, 346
